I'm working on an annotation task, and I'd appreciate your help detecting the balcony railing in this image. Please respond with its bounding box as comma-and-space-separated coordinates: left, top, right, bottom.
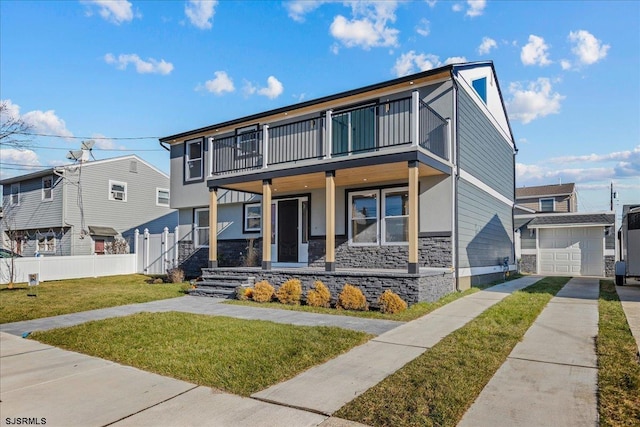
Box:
210, 93, 448, 175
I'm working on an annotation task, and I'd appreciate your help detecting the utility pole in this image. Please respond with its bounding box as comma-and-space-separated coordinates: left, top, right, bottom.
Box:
610, 182, 618, 211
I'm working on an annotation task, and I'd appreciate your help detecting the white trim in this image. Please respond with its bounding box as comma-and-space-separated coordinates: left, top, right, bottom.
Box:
41, 176, 53, 201
515, 211, 614, 220
521, 249, 537, 255
514, 204, 536, 213
348, 189, 380, 246
528, 223, 611, 229
156, 188, 170, 207
605, 249, 615, 256
459, 169, 513, 208
10, 183, 20, 206
539, 198, 555, 212
244, 203, 262, 233
458, 265, 516, 277
108, 180, 127, 202
194, 207, 210, 248
381, 187, 409, 246
185, 138, 204, 182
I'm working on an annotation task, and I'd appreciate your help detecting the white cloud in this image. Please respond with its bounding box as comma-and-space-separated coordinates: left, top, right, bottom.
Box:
416, 18, 430, 36
521, 35, 551, 66
286, 0, 326, 22
452, 1, 486, 17
83, 0, 136, 25
185, 0, 217, 30
22, 109, 73, 138
550, 146, 640, 164
0, 148, 40, 166
258, 76, 284, 99
568, 30, 609, 65
477, 36, 497, 55
199, 71, 235, 95
506, 78, 564, 124
392, 52, 465, 77
330, 1, 400, 50
425, 0, 437, 7
0, 99, 20, 123
104, 53, 174, 75
560, 59, 572, 70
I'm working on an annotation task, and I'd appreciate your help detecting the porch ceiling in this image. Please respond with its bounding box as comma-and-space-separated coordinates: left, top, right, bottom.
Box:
221, 162, 444, 195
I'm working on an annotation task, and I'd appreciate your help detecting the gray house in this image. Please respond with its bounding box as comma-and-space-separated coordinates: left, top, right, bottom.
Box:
514, 183, 615, 277
1, 155, 177, 257
161, 61, 516, 302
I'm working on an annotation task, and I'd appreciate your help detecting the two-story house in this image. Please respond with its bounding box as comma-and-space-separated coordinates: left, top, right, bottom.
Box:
514, 183, 615, 277
1, 155, 177, 257
161, 61, 517, 304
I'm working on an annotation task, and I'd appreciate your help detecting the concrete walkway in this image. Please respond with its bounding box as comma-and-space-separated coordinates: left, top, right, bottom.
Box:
616, 284, 640, 355
0, 295, 401, 337
458, 277, 599, 427
252, 276, 541, 415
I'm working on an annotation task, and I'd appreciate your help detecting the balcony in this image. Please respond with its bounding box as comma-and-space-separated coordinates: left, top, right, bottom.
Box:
208, 94, 449, 177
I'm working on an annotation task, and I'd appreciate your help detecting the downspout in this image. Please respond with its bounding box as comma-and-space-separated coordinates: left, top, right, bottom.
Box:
451, 70, 460, 292
159, 140, 170, 151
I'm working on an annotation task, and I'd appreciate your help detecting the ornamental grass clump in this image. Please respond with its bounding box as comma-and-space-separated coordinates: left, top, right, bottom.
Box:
252, 281, 275, 303
378, 290, 408, 314
276, 279, 303, 305
236, 286, 253, 301
306, 281, 331, 308
338, 284, 369, 311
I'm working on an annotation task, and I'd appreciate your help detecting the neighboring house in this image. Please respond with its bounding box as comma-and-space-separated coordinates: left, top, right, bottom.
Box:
514, 183, 615, 277
161, 61, 517, 302
0, 155, 177, 257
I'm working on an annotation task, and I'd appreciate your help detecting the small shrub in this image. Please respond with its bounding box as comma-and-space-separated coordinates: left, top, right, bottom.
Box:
306, 281, 331, 308
378, 290, 407, 314
236, 286, 253, 301
152, 278, 164, 284
166, 267, 185, 283
338, 284, 368, 311
276, 279, 302, 305
252, 280, 275, 303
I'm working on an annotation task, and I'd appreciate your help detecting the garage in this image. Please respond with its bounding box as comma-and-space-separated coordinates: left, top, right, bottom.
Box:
538, 227, 604, 276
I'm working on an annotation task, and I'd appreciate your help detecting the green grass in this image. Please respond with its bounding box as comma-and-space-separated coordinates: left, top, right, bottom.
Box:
225, 274, 525, 322
0, 275, 185, 324
30, 311, 371, 396
597, 280, 640, 426
335, 276, 569, 427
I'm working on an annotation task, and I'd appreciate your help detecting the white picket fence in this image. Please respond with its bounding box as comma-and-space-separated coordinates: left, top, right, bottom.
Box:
1, 227, 181, 284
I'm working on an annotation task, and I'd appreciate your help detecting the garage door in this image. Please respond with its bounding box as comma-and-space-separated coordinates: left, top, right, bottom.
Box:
539, 227, 603, 276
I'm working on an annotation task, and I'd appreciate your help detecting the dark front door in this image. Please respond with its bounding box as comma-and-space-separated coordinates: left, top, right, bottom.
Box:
278, 200, 298, 262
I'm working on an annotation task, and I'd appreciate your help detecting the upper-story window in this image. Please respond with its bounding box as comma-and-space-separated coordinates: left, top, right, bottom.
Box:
156, 188, 170, 206
109, 180, 127, 202
185, 138, 203, 181
235, 125, 259, 159
10, 183, 20, 206
472, 77, 487, 103
539, 198, 555, 212
42, 177, 53, 201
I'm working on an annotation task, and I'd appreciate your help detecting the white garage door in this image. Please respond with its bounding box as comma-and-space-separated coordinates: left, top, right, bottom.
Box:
539, 227, 603, 276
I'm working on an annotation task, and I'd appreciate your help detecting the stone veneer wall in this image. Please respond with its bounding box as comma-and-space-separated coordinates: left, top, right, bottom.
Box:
605, 255, 615, 277
204, 268, 454, 305
309, 235, 452, 269
178, 239, 263, 278
519, 254, 536, 274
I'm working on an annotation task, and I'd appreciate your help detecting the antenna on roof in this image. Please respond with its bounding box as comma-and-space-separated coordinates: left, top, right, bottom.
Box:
66, 140, 96, 163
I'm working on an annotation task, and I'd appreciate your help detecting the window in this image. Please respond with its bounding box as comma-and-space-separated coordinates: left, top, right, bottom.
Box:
94, 239, 105, 255
539, 198, 555, 212
37, 234, 55, 253
244, 203, 262, 232
236, 125, 259, 158
156, 188, 170, 206
348, 187, 409, 246
109, 180, 127, 202
194, 208, 209, 247
10, 183, 20, 206
472, 77, 487, 103
42, 177, 53, 201
185, 138, 203, 181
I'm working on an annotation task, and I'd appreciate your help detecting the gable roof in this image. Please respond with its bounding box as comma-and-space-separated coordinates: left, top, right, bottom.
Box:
515, 183, 575, 199
527, 213, 614, 228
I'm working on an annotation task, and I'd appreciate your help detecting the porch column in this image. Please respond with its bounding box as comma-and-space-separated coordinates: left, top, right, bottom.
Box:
408, 161, 419, 273
325, 171, 336, 271
262, 179, 272, 270
325, 110, 333, 159
208, 187, 218, 268
411, 90, 420, 148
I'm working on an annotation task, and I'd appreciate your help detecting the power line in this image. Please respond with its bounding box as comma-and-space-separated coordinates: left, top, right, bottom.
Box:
0, 162, 51, 168
11, 131, 160, 140
0, 141, 165, 151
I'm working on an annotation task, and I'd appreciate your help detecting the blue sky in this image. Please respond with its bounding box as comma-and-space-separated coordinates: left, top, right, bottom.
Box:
1, 0, 638, 218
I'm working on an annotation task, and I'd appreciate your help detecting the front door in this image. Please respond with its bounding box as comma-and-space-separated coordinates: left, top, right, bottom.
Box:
278, 199, 298, 262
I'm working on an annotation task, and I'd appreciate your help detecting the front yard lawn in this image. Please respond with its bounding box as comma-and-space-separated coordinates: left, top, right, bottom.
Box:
0, 275, 185, 324
335, 276, 568, 427
597, 280, 640, 426
30, 311, 371, 396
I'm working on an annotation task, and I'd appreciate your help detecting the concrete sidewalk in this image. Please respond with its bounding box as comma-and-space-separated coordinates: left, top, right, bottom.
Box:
0, 295, 401, 337
616, 284, 640, 355
252, 276, 542, 415
458, 277, 599, 427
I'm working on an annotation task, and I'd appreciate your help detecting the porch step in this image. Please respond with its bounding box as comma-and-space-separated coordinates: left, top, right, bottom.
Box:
190, 274, 254, 299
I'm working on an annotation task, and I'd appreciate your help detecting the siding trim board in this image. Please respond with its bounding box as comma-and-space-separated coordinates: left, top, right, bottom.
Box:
459, 169, 513, 208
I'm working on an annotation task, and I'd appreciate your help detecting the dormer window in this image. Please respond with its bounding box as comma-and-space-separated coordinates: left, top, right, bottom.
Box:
539, 198, 555, 212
